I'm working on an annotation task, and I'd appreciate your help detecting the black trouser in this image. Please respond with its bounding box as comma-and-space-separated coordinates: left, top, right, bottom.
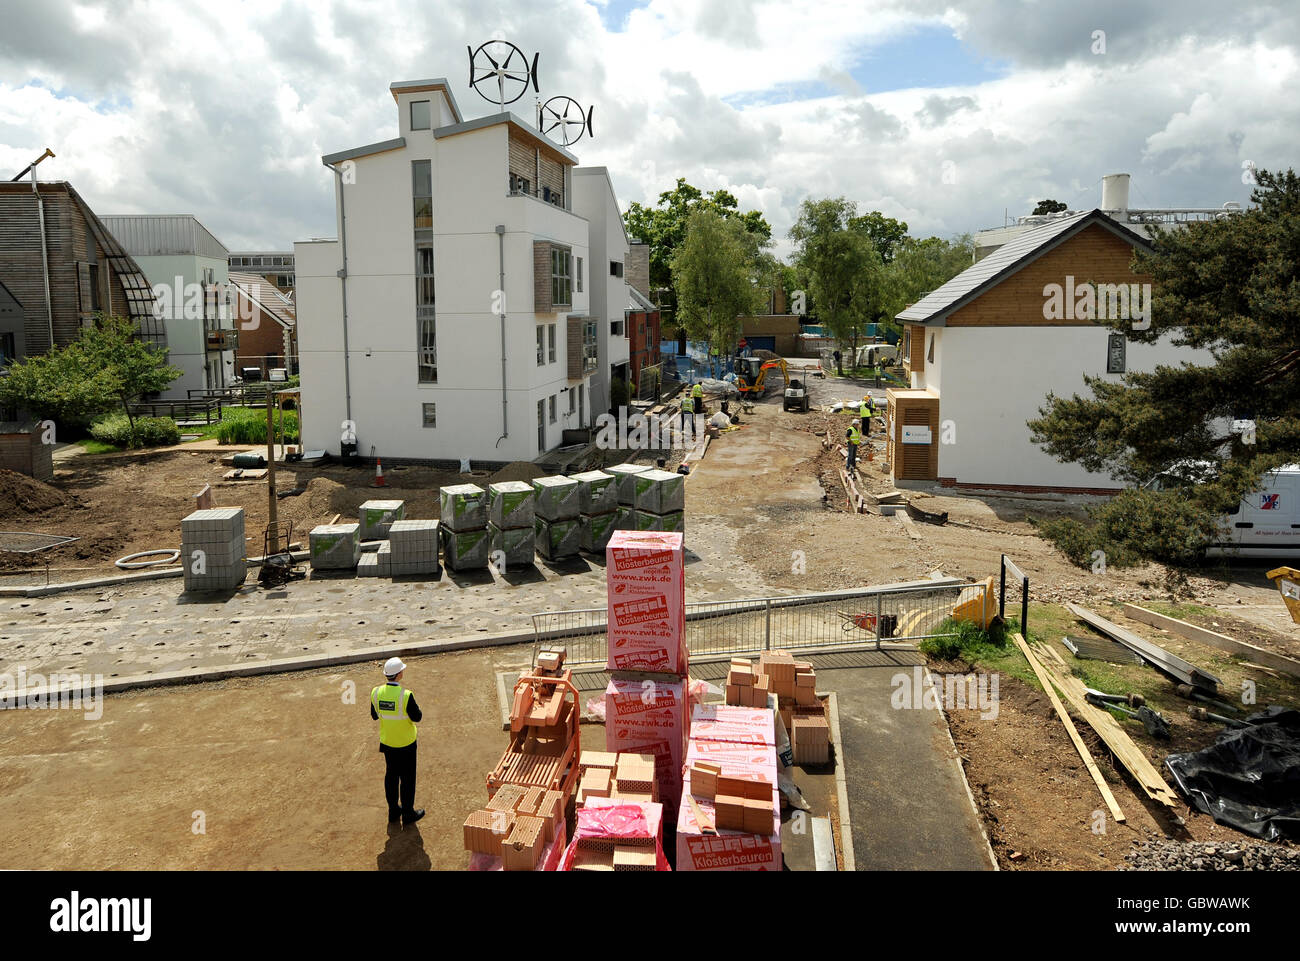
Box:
382, 742, 417, 818
861, 415, 870, 436
846, 443, 858, 471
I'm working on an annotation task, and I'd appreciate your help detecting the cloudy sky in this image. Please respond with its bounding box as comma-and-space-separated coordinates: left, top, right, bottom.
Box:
1, 0, 1296, 258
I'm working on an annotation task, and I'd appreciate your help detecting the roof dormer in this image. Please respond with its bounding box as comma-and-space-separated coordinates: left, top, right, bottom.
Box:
390, 79, 463, 137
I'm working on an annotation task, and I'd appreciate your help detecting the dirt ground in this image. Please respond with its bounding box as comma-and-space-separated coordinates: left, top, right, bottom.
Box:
0, 454, 548, 579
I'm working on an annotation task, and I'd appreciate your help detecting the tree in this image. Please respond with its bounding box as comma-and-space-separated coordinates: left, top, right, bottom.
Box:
671, 209, 767, 375
1032, 199, 1068, 215
1027, 168, 1300, 566
849, 210, 909, 263
0, 314, 182, 444
624, 178, 772, 321
877, 234, 974, 337
791, 197, 884, 366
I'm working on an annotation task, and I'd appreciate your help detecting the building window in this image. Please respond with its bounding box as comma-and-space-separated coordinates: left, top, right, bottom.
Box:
549, 395, 557, 423
1107, 333, 1126, 374
927, 334, 935, 364
509, 173, 531, 196
611, 319, 624, 337
610, 261, 623, 278
576, 257, 583, 293
412, 160, 433, 230
422, 403, 437, 428
583, 319, 598, 374
413, 160, 436, 383
537, 326, 545, 366
410, 100, 432, 131
0, 332, 15, 366
548, 323, 556, 363
551, 247, 572, 307
569, 388, 576, 413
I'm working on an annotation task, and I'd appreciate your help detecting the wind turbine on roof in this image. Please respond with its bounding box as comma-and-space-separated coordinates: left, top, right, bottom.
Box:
466, 38, 594, 148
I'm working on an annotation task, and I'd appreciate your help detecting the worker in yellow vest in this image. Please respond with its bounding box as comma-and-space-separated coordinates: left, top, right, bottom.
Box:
371, 657, 425, 826
681, 392, 695, 432
846, 424, 861, 473
692, 382, 704, 416
859, 396, 873, 438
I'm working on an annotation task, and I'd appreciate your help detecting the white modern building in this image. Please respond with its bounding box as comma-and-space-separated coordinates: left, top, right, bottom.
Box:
296, 77, 642, 464
888, 206, 1217, 492
101, 214, 237, 397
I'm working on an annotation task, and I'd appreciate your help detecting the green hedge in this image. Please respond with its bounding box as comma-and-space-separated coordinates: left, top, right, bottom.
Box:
217, 407, 300, 445
90, 414, 181, 448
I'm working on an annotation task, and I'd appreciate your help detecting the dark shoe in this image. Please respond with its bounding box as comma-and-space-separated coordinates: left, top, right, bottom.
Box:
402, 809, 425, 826
388, 810, 402, 824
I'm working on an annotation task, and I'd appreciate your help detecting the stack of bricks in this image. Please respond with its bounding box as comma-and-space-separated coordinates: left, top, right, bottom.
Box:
677, 704, 782, 871
439, 484, 489, 571
571, 469, 618, 554
604, 531, 689, 823
487, 480, 536, 569
532, 475, 581, 560
181, 507, 247, 592
725, 657, 770, 708
387, 519, 440, 576
791, 713, 831, 765
758, 650, 824, 730
308, 522, 361, 572
567, 796, 664, 872
606, 462, 649, 530
630, 468, 686, 540
463, 782, 566, 870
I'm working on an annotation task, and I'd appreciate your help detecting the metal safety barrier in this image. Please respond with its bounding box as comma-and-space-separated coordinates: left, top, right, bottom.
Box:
531, 580, 986, 669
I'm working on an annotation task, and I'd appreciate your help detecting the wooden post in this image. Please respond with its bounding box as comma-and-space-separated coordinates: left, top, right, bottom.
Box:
266, 394, 279, 554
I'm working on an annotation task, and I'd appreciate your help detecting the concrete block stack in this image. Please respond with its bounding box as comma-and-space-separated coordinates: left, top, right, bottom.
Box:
724, 657, 771, 708
631, 468, 686, 540
606, 462, 649, 530
759, 650, 826, 732
308, 522, 361, 571
358, 499, 404, 541
387, 519, 441, 576
181, 507, 247, 592
532, 475, 580, 561
439, 484, 489, 571
463, 783, 566, 871
487, 480, 536, 568
571, 469, 618, 554
605, 530, 689, 823
563, 796, 666, 871
677, 704, 782, 871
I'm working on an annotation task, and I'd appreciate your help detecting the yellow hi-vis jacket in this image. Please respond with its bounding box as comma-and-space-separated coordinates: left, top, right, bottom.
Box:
682, 395, 694, 414
847, 425, 862, 446
859, 400, 871, 418
692, 384, 703, 400
372, 683, 417, 748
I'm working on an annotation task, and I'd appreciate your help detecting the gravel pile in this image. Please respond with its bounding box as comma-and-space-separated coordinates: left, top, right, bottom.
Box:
1123, 838, 1300, 871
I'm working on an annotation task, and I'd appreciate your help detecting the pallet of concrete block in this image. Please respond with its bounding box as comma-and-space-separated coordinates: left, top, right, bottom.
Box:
677, 737, 781, 871
532, 475, 580, 521
791, 713, 831, 766
534, 516, 580, 561
632, 508, 685, 539
632, 467, 686, 515
358, 499, 404, 541
725, 657, 771, 708
574, 750, 659, 806
488, 480, 535, 530
606, 462, 650, 507
309, 522, 361, 571
579, 510, 618, 553
439, 483, 487, 532
181, 507, 247, 592
489, 524, 534, 569
441, 525, 490, 571
387, 519, 440, 576
570, 469, 617, 515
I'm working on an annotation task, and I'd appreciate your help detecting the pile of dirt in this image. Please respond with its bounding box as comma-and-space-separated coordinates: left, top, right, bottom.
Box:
1123, 839, 1300, 871
0, 469, 73, 520
489, 461, 546, 484
288, 476, 352, 525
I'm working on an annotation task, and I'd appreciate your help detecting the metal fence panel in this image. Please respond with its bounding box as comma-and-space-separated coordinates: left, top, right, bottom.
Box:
532, 581, 983, 668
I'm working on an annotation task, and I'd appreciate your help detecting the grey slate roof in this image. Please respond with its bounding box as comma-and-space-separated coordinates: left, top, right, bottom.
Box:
896, 209, 1150, 325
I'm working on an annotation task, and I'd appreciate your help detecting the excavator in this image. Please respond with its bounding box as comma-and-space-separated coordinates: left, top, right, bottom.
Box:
736, 355, 788, 400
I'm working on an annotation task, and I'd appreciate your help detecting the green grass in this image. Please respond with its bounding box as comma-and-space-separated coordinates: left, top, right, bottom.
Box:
75, 438, 122, 455
209, 406, 300, 445
1137, 600, 1218, 621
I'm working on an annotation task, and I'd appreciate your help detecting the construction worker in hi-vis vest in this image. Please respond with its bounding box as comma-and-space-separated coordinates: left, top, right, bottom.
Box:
859, 396, 872, 438
846, 424, 862, 472
692, 382, 704, 413
371, 657, 425, 826
681, 392, 694, 430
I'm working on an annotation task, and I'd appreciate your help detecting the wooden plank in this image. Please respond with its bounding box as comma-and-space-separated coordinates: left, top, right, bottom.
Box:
1067, 603, 1221, 690
1012, 633, 1126, 824
812, 816, 837, 871
1032, 640, 1181, 812
1122, 604, 1300, 679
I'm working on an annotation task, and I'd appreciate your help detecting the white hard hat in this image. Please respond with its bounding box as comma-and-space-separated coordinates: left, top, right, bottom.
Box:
384, 657, 406, 678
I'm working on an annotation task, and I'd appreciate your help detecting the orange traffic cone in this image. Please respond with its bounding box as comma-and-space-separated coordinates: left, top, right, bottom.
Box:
374, 457, 386, 487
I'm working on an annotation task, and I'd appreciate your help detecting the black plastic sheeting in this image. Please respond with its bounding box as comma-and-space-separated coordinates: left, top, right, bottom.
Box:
1165, 707, 1300, 841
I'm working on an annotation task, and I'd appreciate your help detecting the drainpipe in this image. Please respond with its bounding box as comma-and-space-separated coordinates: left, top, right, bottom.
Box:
495, 224, 508, 447
20, 151, 57, 350
322, 160, 353, 425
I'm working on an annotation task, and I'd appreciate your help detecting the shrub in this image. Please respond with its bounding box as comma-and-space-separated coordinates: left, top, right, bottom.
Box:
90, 414, 180, 448
1036, 488, 1216, 568
919, 617, 1009, 661
610, 377, 630, 409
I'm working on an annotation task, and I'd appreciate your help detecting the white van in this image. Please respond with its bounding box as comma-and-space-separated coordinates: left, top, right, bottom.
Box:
1146, 463, 1300, 559
1207, 465, 1300, 559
